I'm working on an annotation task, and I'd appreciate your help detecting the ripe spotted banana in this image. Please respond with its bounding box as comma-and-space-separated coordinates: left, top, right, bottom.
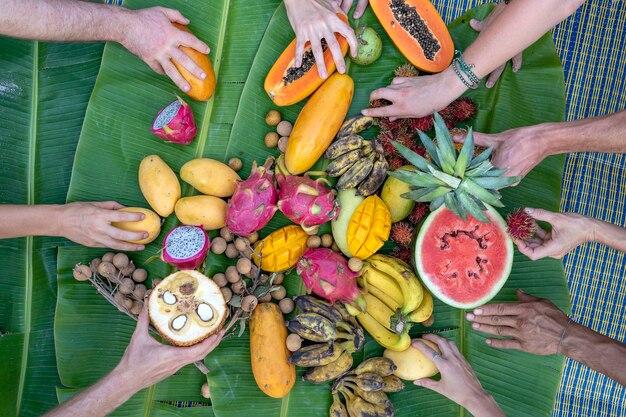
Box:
343, 389, 381, 417
381, 375, 405, 393
356, 155, 389, 197
329, 393, 348, 417
356, 311, 411, 352
343, 382, 390, 405
324, 135, 364, 160
336, 115, 375, 139
336, 154, 375, 190
367, 254, 423, 313
373, 402, 395, 417
360, 265, 404, 307
302, 349, 354, 383
326, 149, 362, 177
294, 295, 343, 323
334, 302, 358, 327
354, 357, 397, 377
287, 313, 337, 342
350, 372, 386, 392
408, 289, 434, 323
288, 342, 342, 367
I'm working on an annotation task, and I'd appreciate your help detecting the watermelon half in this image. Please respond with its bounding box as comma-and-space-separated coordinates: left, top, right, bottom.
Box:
414, 205, 513, 309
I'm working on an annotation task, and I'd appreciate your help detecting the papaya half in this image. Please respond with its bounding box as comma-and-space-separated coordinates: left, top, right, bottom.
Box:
370, 0, 453, 73
285, 73, 354, 175
172, 23, 217, 101
264, 14, 350, 107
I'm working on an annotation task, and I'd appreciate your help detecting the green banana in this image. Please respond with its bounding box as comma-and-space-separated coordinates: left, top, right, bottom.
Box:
294, 295, 343, 323
336, 155, 375, 190
302, 350, 354, 383
337, 115, 375, 139
288, 342, 341, 367
381, 375, 404, 393
326, 149, 362, 177
329, 393, 349, 417
325, 135, 364, 160
287, 313, 337, 342
354, 357, 397, 377
356, 155, 388, 197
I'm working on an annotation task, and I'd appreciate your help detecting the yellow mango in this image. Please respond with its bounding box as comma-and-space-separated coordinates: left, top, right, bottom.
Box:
253, 225, 308, 272
380, 166, 416, 223
180, 158, 240, 197
347, 196, 391, 259
175, 195, 227, 230
111, 207, 161, 244
383, 339, 441, 380
138, 155, 181, 217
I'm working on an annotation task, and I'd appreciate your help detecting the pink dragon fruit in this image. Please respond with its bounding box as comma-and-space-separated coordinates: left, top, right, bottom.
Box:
277, 174, 339, 231
151, 97, 197, 144
162, 226, 209, 270
296, 248, 364, 308
226, 157, 278, 236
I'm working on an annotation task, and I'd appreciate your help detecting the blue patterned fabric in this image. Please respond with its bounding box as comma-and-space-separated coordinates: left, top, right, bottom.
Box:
428, 1, 625, 416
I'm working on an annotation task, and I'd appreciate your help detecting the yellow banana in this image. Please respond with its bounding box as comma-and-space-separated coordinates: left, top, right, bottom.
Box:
360, 265, 404, 306
362, 292, 395, 331
356, 311, 411, 351
357, 277, 401, 312
408, 289, 433, 323
367, 254, 423, 313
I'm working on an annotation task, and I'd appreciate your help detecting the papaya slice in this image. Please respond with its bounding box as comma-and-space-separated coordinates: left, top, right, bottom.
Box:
264, 14, 350, 107
370, 0, 453, 73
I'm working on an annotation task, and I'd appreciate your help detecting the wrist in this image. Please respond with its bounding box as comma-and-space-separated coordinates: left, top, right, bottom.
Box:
112, 357, 148, 392
110, 7, 134, 46
441, 65, 469, 102
464, 391, 502, 416
558, 321, 588, 360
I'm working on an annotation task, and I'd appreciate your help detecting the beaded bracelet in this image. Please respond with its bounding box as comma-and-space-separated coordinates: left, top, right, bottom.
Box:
451, 50, 480, 89
556, 318, 576, 355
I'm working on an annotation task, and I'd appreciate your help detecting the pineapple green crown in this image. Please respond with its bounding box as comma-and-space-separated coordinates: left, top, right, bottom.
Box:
388, 113, 520, 223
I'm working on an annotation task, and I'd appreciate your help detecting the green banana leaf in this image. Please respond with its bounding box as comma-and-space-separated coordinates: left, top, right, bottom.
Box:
0, 39, 104, 417
54, 3, 569, 417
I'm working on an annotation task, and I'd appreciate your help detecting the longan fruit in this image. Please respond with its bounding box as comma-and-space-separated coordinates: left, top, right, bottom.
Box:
102, 252, 115, 263
211, 237, 227, 255
307, 235, 322, 249
123, 297, 134, 310
348, 257, 363, 272
213, 272, 228, 287
331, 242, 340, 252
265, 109, 281, 126
273, 273, 285, 285
248, 232, 259, 244
225, 243, 239, 259
321, 234, 333, 248
120, 261, 136, 277
221, 287, 233, 303
278, 136, 289, 153
279, 298, 295, 314
73, 264, 92, 281
236, 257, 252, 275
132, 268, 148, 283
271, 285, 287, 300
119, 277, 135, 295
130, 300, 143, 315
231, 280, 247, 295
234, 237, 248, 252
258, 293, 272, 303
241, 295, 259, 313
97, 261, 118, 281
133, 284, 147, 300
112, 253, 129, 269
225, 266, 241, 283
228, 157, 243, 172
304, 225, 320, 236
89, 258, 102, 273
220, 227, 234, 242
276, 120, 293, 137
264, 131, 280, 148
286, 333, 302, 352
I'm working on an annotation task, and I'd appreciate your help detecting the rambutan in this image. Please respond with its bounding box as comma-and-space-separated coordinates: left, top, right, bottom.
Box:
394, 63, 419, 78
409, 115, 434, 132
370, 99, 392, 108
451, 97, 477, 122
506, 209, 537, 240
377, 130, 398, 157
439, 105, 458, 129
391, 246, 413, 264
388, 156, 406, 171
390, 222, 415, 248
378, 117, 405, 132
409, 203, 429, 224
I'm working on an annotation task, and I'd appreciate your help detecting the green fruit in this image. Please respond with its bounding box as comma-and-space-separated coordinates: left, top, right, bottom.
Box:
352, 26, 382, 66
331, 189, 365, 257
381, 166, 415, 222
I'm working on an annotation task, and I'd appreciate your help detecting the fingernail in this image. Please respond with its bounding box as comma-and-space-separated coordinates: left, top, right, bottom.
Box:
486, 339, 492, 345
143, 233, 149, 238
413, 380, 421, 386
513, 67, 519, 73
200, 72, 206, 80
141, 214, 146, 220
474, 308, 483, 315
361, 109, 370, 115
525, 207, 534, 214
466, 313, 475, 320
486, 82, 493, 88
472, 323, 480, 329
183, 85, 190, 92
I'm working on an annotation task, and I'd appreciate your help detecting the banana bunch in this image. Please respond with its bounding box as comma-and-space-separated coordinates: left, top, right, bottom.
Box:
287, 296, 365, 383
356, 254, 434, 351
325, 115, 389, 197
329, 357, 405, 417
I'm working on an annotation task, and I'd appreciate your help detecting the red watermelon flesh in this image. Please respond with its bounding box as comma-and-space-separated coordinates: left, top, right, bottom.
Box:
414, 205, 513, 309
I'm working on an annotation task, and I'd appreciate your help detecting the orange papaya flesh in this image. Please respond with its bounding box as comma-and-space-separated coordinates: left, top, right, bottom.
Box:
171, 23, 216, 101
264, 14, 350, 107
370, 0, 453, 73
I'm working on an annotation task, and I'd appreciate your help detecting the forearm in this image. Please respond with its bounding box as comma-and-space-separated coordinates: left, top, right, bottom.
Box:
43, 365, 142, 417
0, 205, 65, 239
465, 392, 506, 417
588, 217, 626, 253
464, 0, 584, 79
561, 322, 626, 385
0, 0, 129, 44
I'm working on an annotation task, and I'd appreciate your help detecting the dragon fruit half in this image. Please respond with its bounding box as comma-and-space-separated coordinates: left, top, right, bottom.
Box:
151, 97, 197, 144
226, 157, 278, 236
297, 248, 364, 308
277, 174, 339, 231
162, 225, 209, 270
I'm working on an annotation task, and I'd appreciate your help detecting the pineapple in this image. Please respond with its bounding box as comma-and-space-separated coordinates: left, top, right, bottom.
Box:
387, 113, 520, 223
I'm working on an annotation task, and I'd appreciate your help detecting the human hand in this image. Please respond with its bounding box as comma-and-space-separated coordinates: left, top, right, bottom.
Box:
117, 304, 224, 391
470, 3, 522, 88
467, 289, 571, 355
119, 7, 210, 93
284, 0, 358, 78
513, 209, 593, 260
452, 125, 548, 180
361, 67, 466, 119
412, 334, 500, 413
60, 201, 148, 251
337, 0, 369, 18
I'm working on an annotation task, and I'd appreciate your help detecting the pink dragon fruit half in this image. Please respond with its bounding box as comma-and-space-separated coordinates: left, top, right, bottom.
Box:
151, 97, 197, 144
226, 157, 278, 236
296, 248, 364, 308
162, 225, 209, 270
277, 174, 339, 231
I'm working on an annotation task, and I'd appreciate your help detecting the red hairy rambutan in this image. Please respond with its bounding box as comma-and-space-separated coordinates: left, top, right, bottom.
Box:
394, 63, 419, 78
390, 222, 415, 248
452, 97, 477, 122
409, 203, 429, 224
409, 115, 434, 132
506, 209, 537, 240
388, 156, 406, 171
391, 246, 413, 264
